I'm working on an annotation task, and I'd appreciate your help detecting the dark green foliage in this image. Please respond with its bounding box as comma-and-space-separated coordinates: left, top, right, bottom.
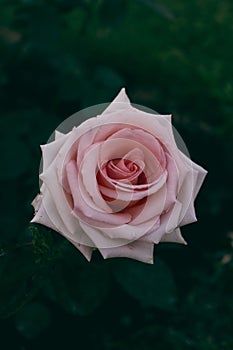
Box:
99, 0, 128, 28
112, 258, 177, 310
14, 301, 51, 339
44, 248, 111, 316
0, 0, 233, 349
0, 249, 40, 318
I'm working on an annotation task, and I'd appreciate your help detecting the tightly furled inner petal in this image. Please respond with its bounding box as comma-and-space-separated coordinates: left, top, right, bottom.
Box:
106, 147, 145, 180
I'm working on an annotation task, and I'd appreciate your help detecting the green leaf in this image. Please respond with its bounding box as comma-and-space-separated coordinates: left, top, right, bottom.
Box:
112, 258, 177, 311
0, 250, 40, 318
14, 301, 51, 339
48, 250, 111, 316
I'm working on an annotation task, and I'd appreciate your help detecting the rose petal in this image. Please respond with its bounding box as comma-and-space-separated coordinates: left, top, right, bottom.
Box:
99, 240, 154, 264
160, 228, 187, 245
108, 127, 166, 171
31, 197, 93, 261
40, 131, 70, 172
78, 213, 161, 248
128, 185, 166, 224
66, 160, 132, 225
142, 200, 183, 244
79, 221, 132, 248
101, 87, 131, 116
175, 152, 207, 227
180, 151, 207, 197
40, 167, 94, 247
55, 130, 65, 140
165, 200, 183, 233
31, 193, 58, 232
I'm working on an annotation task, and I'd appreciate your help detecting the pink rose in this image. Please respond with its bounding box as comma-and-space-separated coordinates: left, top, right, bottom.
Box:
31, 88, 207, 264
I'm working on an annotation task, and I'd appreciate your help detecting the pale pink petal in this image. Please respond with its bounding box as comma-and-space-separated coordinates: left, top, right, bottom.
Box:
55, 130, 65, 140
78, 144, 118, 213
98, 170, 167, 202
31, 194, 58, 232
99, 240, 154, 264
33, 185, 69, 234
76, 127, 98, 167
31, 193, 42, 212
31, 199, 93, 261
128, 185, 166, 224
165, 200, 183, 233
108, 127, 166, 171
178, 167, 207, 226
160, 228, 187, 244
37, 185, 92, 244
105, 156, 145, 183
176, 169, 198, 226
66, 160, 131, 225
79, 221, 131, 248
99, 107, 173, 154
31, 197, 93, 261
79, 215, 161, 248
143, 201, 183, 244
40, 167, 94, 247
179, 151, 207, 199
179, 158, 207, 227
163, 153, 179, 211
40, 132, 70, 172
101, 88, 131, 116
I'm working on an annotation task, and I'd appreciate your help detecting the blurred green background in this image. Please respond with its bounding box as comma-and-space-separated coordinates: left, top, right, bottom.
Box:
0, 0, 233, 349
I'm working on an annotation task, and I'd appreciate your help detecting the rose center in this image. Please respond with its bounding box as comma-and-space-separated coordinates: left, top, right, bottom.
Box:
106, 158, 140, 181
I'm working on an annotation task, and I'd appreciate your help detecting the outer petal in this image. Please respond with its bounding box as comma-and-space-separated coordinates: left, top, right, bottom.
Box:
40, 131, 70, 172
78, 212, 161, 248
99, 240, 154, 264
160, 228, 187, 244
141, 200, 183, 244
55, 130, 65, 140
180, 151, 207, 200
79, 221, 134, 248
39, 168, 94, 247
178, 152, 207, 226
101, 88, 131, 115
31, 191, 93, 261
31, 192, 58, 232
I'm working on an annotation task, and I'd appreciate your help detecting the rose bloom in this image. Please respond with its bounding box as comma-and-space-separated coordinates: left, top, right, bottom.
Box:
31, 89, 207, 264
